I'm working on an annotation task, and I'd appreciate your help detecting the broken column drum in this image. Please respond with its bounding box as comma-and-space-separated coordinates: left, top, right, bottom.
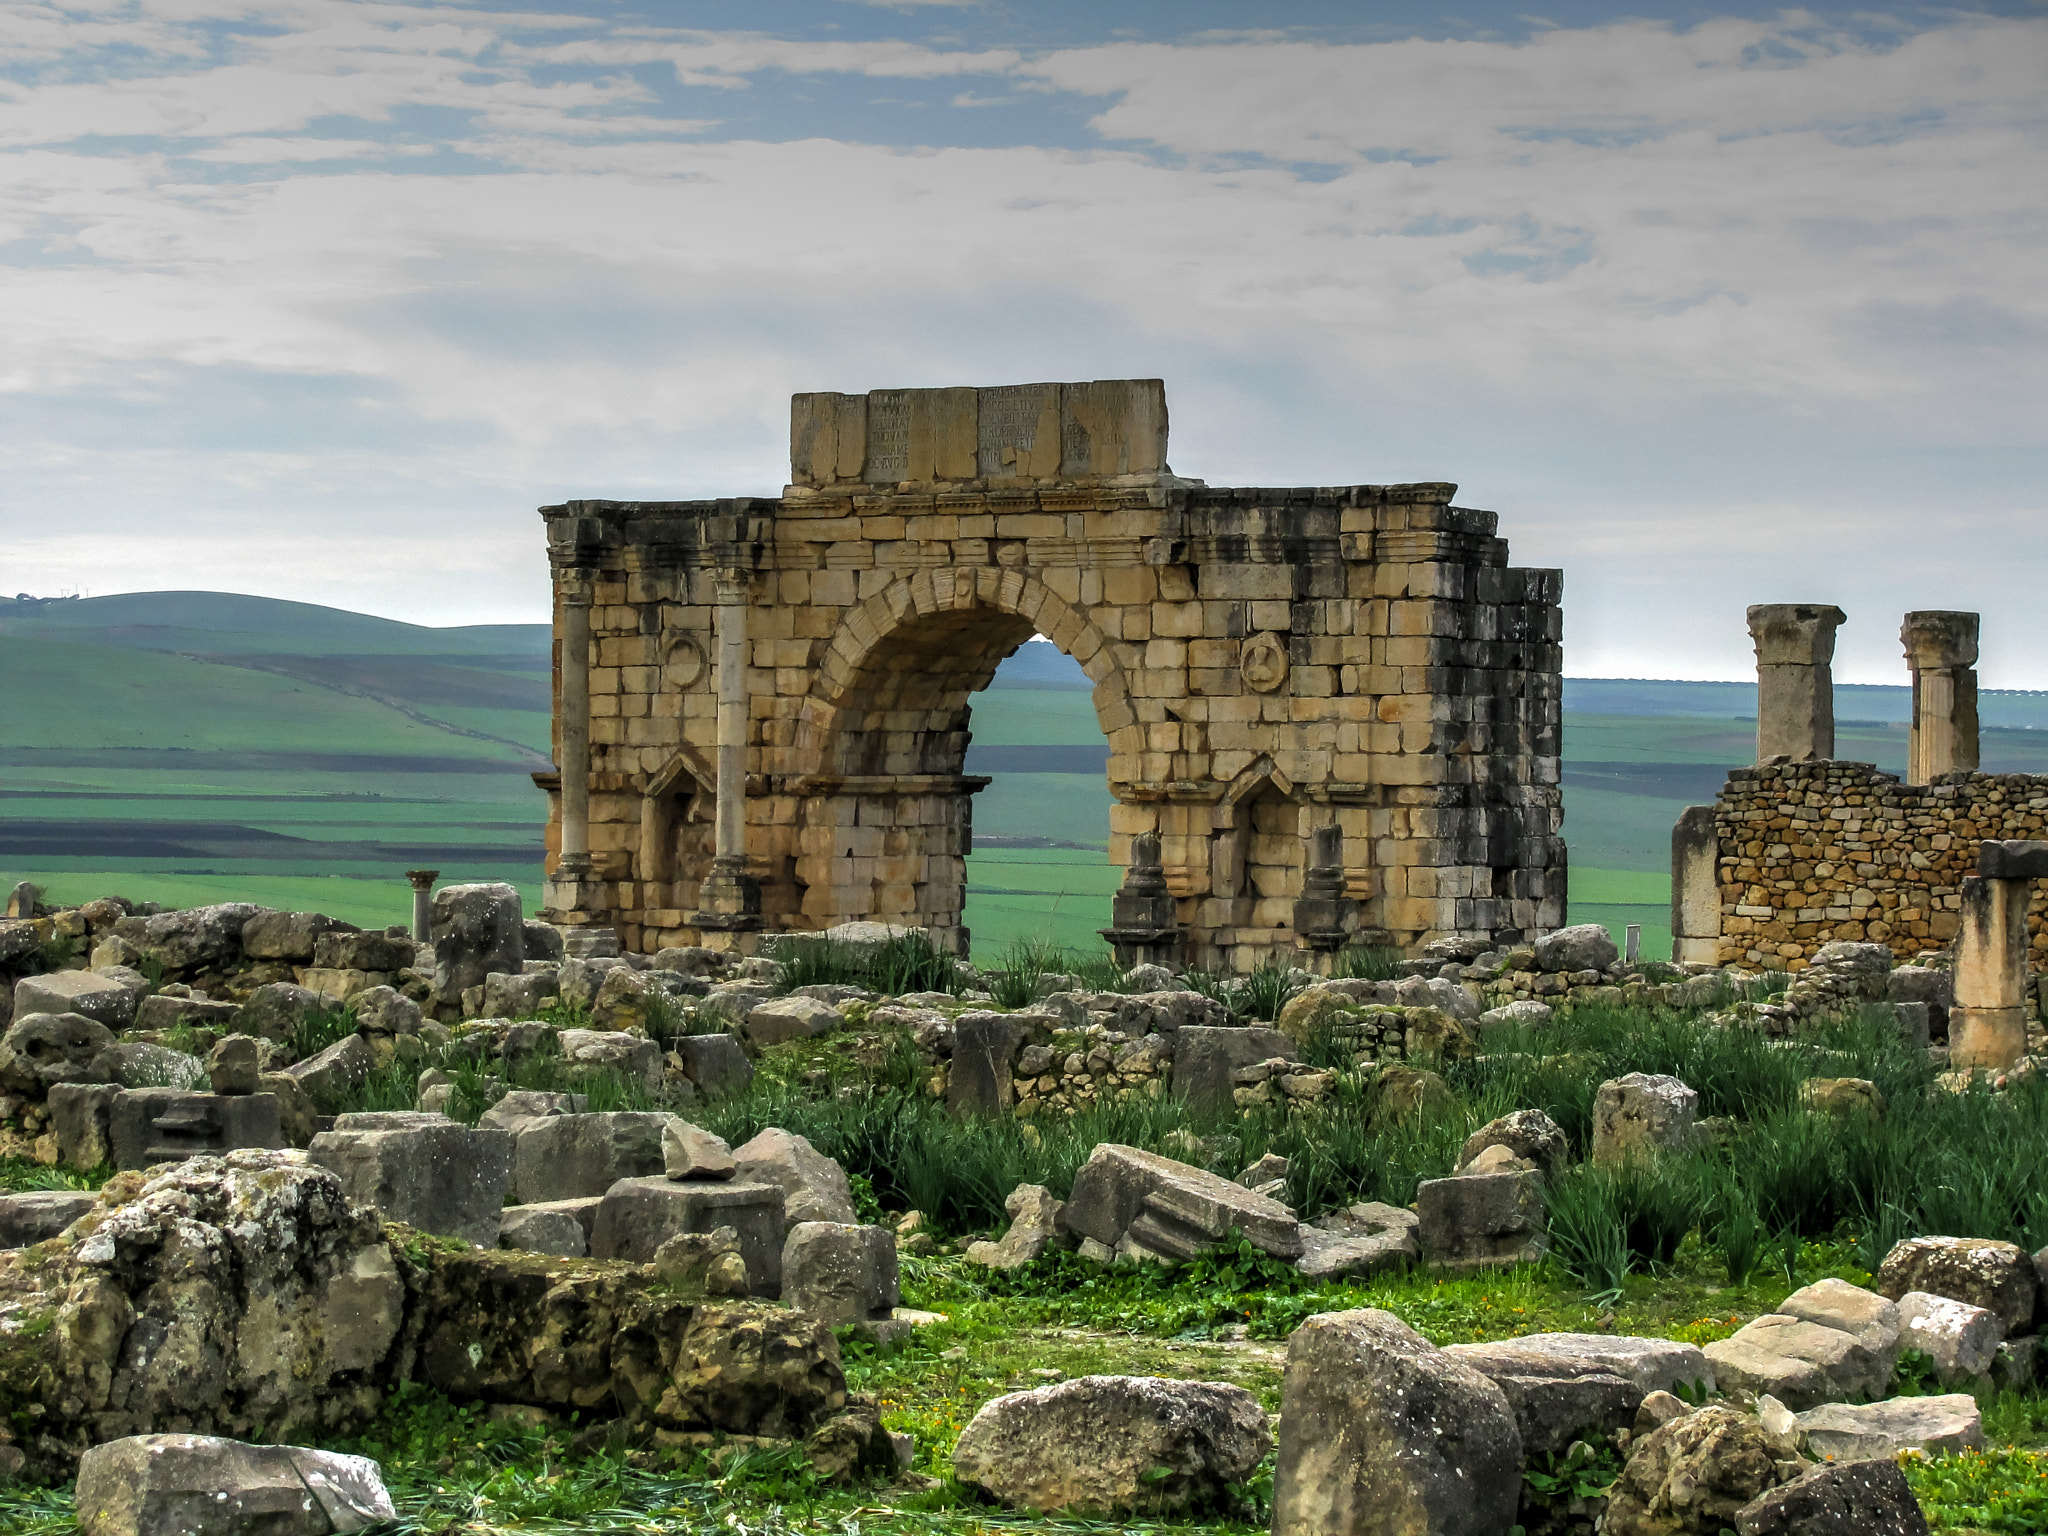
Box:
1950, 839, 2047, 1071
534, 379, 1565, 970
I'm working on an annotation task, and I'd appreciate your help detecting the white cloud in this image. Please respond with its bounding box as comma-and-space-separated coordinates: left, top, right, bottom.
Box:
0, 5, 2042, 673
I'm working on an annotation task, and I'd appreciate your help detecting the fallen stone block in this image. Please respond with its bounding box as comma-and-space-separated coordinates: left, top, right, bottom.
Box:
1878, 1234, 2038, 1335
0, 1010, 116, 1094
1272, 1308, 1520, 1536
74, 1433, 394, 1536
744, 995, 843, 1048
662, 1120, 734, 1180
732, 1127, 856, 1230
207, 1035, 262, 1096
1777, 1277, 1901, 1364
1605, 1405, 1785, 1536
482, 970, 558, 1019
430, 882, 524, 1003
783, 1221, 900, 1327
1442, 1350, 1640, 1458
589, 1176, 786, 1292
511, 1110, 676, 1204
946, 1010, 1028, 1117
1897, 1290, 2003, 1383
965, 1184, 1068, 1270
12, 970, 138, 1031
498, 1202, 591, 1257
236, 983, 332, 1043
1703, 1314, 1892, 1409
1794, 1394, 1982, 1462
1415, 1169, 1545, 1272
477, 1089, 583, 1134
1456, 1108, 1567, 1178
1062, 1143, 1302, 1262
956, 1375, 1270, 1517
555, 1028, 662, 1088
281, 1033, 375, 1103
1296, 1204, 1418, 1281
117, 902, 261, 973
1448, 1332, 1714, 1396
1732, 1456, 1931, 1536
48, 1081, 120, 1167
1170, 1026, 1298, 1115
241, 909, 356, 963
0, 1189, 96, 1247
309, 1112, 513, 1246
668, 1032, 753, 1098
109, 1089, 284, 1170
1536, 922, 1618, 973
1592, 1071, 1698, 1165
95, 1041, 206, 1090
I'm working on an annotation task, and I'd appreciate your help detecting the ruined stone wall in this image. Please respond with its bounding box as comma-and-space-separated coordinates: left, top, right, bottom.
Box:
540, 380, 1565, 970
1712, 762, 2048, 971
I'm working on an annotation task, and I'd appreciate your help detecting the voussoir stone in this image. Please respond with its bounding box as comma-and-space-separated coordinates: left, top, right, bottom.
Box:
1272, 1308, 1521, 1536
954, 1375, 1270, 1517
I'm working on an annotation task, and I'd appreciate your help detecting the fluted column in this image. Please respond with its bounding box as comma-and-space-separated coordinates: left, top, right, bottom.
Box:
543, 572, 593, 917
1902, 611, 1979, 785
692, 568, 761, 930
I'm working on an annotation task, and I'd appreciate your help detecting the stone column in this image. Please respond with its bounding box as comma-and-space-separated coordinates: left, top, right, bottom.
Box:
1670, 805, 1722, 964
1901, 611, 1979, 785
1746, 603, 1846, 763
1101, 831, 1182, 969
405, 869, 439, 942
692, 569, 761, 932
1950, 840, 2047, 1070
542, 573, 594, 918
1292, 824, 1353, 963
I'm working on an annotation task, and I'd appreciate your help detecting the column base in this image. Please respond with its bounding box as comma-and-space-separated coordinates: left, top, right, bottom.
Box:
1101, 926, 1183, 971
691, 857, 762, 931
1950, 1006, 2027, 1071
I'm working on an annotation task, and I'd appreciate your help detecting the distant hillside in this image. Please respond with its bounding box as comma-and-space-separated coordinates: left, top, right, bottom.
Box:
0, 591, 549, 657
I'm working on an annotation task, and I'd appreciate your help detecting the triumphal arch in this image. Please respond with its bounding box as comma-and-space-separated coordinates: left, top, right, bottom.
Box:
535, 379, 1564, 971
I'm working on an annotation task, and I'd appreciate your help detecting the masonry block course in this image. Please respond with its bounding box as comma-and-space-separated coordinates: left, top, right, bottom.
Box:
537, 380, 1564, 970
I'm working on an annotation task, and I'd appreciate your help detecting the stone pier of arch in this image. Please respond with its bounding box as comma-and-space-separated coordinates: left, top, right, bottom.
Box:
534, 379, 1565, 972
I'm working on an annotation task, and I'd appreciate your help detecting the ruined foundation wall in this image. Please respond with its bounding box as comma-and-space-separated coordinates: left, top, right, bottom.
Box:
1712, 761, 2048, 971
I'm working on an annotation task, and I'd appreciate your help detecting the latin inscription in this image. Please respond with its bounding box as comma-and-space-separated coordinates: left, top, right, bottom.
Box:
865, 390, 911, 484
976, 383, 1056, 478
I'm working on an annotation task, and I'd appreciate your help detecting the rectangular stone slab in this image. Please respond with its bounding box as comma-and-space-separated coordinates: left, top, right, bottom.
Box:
1977, 839, 2048, 880
589, 1176, 786, 1294
1062, 1143, 1302, 1259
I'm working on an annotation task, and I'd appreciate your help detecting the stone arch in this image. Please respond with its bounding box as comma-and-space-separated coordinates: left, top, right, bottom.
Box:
783, 569, 1142, 947
790, 568, 1137, 777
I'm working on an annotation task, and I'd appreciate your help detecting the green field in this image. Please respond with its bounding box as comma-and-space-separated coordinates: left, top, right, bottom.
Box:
12, 595, 2045, 959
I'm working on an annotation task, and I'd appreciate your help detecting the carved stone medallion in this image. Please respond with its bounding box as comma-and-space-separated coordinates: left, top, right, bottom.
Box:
1240, 632, 1289, 693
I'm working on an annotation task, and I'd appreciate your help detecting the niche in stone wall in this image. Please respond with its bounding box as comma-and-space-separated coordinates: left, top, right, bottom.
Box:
640, 749, 715, 910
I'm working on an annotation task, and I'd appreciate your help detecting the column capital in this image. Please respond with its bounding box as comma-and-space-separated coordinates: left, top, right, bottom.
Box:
1746, 603, 1846, 668
1901, 610, 1978, 671
713, 567, 753, 604
560, 568, 595, 607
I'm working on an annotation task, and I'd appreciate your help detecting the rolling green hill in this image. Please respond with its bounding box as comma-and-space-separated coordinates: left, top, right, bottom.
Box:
13, 595, 2042, 959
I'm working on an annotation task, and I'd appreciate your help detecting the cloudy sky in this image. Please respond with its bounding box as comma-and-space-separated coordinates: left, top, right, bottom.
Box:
2, 1, 2043, 683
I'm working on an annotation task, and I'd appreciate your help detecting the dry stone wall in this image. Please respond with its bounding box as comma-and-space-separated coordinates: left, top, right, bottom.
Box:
1710, 762, 2048, 971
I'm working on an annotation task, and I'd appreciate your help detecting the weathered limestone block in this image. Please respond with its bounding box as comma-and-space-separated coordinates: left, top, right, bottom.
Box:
430, 883, 523, 1002
964, 1184, 1068, 1270
954, 1375, 1269, 1517
1605, 1405, 1785, 1536
1702, 1314, 1892, 1409
1415, 1171, 1545, 1272
1877, 1235, 2038, 1334
1795, 1394, 1982, 1462
309, 1112, 513, 1246
1062, 1143, 1302, 1262
588, 1176, 785, 1292
74, 1434, 395, 1536
1896, 1291, 2003, 1383
1272, 1308, 1520, 1536
109, 1089, 284, 1170
1171, 1026, 1298, 1115
1733, 1456, 1929, 1536
781, 1222, 899, 1326
1592, 1072, 1698, 1166
732, 1127, 856, 1230
0, 1010, 115, 1094
12, 971, 138, 1032
511, 1111, 677, 1204
241, 910, 356, 963
0, 1189, 97, 1248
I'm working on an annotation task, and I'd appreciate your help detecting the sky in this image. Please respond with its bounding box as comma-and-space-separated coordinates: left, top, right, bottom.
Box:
1, 1, 2043, 684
